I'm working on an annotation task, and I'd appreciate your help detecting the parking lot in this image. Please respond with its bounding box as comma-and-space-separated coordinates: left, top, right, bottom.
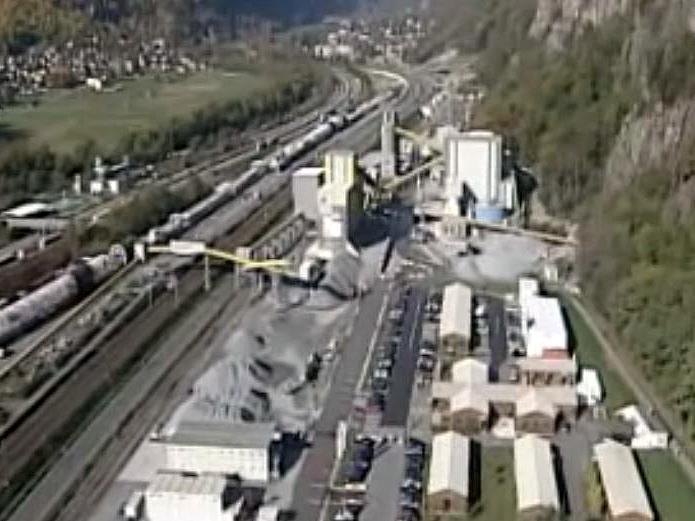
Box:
333, 431, 428, 521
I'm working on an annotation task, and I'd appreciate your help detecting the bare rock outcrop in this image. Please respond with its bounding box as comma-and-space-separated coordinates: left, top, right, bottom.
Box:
530, 0, 634, 49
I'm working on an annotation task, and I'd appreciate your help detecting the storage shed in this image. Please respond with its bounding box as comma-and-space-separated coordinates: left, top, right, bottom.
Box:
514, 434, 560, 521
427, 431, 471, 514
594, 440, 654, 521
439, 283, 472, 356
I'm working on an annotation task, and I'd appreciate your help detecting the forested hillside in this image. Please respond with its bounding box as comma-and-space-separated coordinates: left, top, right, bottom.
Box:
433, 0, 695, 442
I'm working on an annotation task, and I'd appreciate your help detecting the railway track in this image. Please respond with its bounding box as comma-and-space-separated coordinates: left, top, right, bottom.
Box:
0, 62, 402, 521
0, 67, 356, 414
0, 66, 366, 520
0, 180, 294, 520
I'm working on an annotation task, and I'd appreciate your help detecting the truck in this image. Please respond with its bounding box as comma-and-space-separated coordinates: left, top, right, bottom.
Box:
122, 490, 144, 520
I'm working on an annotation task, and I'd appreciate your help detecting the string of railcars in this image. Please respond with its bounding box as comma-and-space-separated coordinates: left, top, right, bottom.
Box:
144, 88, 397, 246
0, 86, 399, 350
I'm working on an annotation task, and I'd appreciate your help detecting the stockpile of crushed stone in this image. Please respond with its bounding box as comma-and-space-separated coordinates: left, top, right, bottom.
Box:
170, 240, 389, 433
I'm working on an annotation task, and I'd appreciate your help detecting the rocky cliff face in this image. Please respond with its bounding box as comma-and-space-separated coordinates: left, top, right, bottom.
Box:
529, 0, 634, 48
605, 99, 695, 191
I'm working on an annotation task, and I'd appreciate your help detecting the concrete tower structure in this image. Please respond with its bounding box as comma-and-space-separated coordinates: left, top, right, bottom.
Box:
380, 110, 398, 180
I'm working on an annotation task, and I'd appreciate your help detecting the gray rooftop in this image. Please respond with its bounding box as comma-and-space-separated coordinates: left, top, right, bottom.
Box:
167, 421, 276, 449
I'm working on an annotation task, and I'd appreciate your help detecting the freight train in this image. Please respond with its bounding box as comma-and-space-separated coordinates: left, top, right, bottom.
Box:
0, 87, 399, 350
0, 253, 125, 349
145, 88, 397, 246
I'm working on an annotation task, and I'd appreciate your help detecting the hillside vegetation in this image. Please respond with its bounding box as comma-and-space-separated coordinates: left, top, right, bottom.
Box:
0, 0, 378, 50
435, 0, 695, 446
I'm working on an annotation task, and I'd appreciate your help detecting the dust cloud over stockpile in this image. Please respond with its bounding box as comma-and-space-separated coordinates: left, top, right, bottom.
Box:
169, 241, 388, 432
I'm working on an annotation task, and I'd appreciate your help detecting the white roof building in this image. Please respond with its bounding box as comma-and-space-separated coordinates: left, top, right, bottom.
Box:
164, 421, 274, 483
577, 368, 603, 406
145, 472, 234, 521
439, 283, 472, 349
444, 130, 502, 207
523, 296, 568, 358
514, 435, 560, 514
427, 431, 471, 499
451, 358, 488, 384
594, 439, 654, 520
616, 405, 669, 450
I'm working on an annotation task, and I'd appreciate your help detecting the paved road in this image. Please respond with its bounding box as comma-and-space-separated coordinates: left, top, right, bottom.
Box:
382, 287, 425, 427
290, 280, 388, 521
360, 444, 405, 521
486, 296, 507, 382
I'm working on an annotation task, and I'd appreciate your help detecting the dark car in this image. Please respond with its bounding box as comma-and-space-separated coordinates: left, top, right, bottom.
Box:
354, 445, 374, 462
404, 464, 422, 481
371, 378, 389, 392
346, 461, 370, 482
400, 488, 422, 504
397, 505, 421, 521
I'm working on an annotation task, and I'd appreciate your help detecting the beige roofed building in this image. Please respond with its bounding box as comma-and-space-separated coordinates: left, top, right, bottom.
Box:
439, 283, 472, 356
516, 388, 557, 436
514, 435, 560, 520
427, 431, 471, 514
449, 386, 488, 435
451, 358, 488, 384
594, 440, 654, 521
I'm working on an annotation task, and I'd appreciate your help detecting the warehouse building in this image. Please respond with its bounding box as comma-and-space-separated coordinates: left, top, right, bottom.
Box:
522, 296, 568, 359
594, 439, 654, 521
145, 472, 241, 521
427, 431, 471, 515
514, 435, 560, 521
292, 167, 325, 222
163, 421, 275, 483
439, 283, 473, 357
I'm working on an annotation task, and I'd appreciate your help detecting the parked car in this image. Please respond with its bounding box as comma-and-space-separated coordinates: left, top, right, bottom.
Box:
334, 508, 355, 521
377, 359, 394, 372
373, 368, 391, 380
401, 478, 423, 492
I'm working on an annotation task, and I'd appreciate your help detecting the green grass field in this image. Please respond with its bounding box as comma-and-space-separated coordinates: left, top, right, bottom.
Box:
561, 296, 634, 410
0, 70, 273, 153
638, 451, 695, 521
472, 447, 516, 521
